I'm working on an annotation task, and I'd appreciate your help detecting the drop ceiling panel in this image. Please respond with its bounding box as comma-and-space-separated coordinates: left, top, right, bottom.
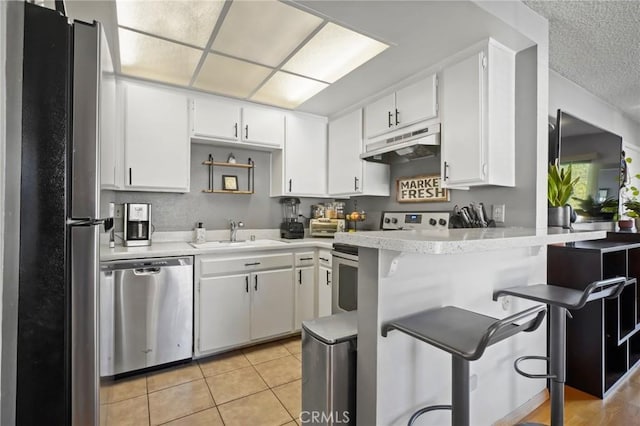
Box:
250, 71, 329, 109
283, 22, 389, 83
119, 28, 203, 86
193, 53, 273, 98
116, 0, 224, 48
211, 0, 323, 67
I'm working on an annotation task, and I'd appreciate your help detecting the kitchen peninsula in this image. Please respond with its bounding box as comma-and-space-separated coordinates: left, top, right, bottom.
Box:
335, 227, 606, 425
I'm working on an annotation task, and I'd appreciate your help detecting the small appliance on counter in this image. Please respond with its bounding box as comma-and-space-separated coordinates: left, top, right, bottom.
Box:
280, 197, 305, 239
123, 203, 152, 246
310, 218, 346, 237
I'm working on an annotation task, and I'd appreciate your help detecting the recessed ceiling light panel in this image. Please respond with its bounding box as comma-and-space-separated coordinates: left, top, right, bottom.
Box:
119, 28, 203, 86
283, 22, 389, 83
212, 0, 323, 67
250, 71, 329, 109
116, 0, 224, 48
193, 53, 273, 98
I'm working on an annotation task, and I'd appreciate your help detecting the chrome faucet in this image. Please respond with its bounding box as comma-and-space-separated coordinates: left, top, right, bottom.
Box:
229, 220, 244, 242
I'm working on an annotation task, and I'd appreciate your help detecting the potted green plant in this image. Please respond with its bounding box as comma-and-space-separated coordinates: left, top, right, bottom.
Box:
548, 162, 579, 228
620, 155, 640, 230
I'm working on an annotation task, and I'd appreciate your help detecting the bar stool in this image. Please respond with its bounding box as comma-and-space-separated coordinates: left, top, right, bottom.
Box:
381, 305, 547, 426
493, 277, 627, 426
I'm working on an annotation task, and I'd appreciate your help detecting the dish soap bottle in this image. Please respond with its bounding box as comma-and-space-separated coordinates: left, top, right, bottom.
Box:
194, 222, 206, 244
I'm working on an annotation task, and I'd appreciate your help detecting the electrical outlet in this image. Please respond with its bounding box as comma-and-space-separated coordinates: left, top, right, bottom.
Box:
470, 374, 478, 391
114, 204, 123, 219
501, 295, 511, 311
492, 204, 506, 223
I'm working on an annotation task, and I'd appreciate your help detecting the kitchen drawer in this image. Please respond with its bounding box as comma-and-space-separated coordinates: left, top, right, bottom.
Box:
295, 252, 315, 267
318, 249, 332, 267
199, 253, 293, 276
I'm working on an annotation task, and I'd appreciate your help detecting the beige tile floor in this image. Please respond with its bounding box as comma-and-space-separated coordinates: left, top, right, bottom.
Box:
100, 336, 302, 426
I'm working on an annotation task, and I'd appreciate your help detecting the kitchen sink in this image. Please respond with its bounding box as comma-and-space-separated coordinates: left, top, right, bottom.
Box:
189, 239, 289, 249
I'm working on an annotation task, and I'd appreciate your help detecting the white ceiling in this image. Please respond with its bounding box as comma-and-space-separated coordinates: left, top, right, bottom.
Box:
65, 1, 536, 117
524, 0, 640, 124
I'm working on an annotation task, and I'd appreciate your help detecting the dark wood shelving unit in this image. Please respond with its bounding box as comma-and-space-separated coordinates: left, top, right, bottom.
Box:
548, 238, 640, 398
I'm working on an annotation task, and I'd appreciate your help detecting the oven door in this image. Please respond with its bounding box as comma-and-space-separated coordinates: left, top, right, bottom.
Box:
331, 251, 358, 313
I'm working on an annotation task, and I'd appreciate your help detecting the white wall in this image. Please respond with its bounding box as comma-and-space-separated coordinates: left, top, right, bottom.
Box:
550, 70, 640, 149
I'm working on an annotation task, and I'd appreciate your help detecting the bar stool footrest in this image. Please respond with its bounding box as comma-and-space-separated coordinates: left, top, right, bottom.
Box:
408, 404, 452, 426
514, 355, 556, 379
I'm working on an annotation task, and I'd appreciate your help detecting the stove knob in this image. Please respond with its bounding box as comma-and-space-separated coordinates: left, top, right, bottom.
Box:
384, 218, 391, 224
439, 219, 447, 226
429, 218, 437, 226
391, 218, 398, 224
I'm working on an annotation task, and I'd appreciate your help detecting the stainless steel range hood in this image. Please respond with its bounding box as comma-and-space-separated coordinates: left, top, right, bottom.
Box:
360, 123, 440, 164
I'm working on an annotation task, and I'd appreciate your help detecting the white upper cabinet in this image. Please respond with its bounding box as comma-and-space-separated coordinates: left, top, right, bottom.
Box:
191, 98, 240, 142
364, 93, 395, 139
123, 81, 190, 192
242, 106, 284, 148
99, 73, 119, 189
328, 109, 389, 196
271, 113, 327, 197
441, 39, 515, 187
191, 98, 284, 149
364, 74, 438, 140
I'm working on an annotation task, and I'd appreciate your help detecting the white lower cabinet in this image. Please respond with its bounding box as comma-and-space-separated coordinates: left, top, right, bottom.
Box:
195, 253, 294, 356
294, 266, 315, 330
198, 274, 251, 353
317, 249, 332, 317
251, 269, 295, 340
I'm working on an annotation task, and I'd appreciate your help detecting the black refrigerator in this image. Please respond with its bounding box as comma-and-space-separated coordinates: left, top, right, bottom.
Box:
14, 3, 110, 424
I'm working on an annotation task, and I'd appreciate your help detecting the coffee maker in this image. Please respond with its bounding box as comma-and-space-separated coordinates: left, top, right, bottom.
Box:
280, 197, 304, 239
123, 203, 152, 246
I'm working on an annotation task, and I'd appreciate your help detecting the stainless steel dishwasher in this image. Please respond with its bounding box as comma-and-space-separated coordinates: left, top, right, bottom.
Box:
100, 257, 193, 376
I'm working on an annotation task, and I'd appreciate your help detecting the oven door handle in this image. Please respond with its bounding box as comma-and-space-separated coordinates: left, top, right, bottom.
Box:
331, 251, 359, 263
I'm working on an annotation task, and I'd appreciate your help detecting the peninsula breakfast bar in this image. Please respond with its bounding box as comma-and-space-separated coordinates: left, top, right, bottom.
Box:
334, 227, 606, 425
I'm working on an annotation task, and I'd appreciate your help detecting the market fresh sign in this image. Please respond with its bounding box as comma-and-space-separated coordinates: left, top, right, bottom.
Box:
397, 174, 449, 203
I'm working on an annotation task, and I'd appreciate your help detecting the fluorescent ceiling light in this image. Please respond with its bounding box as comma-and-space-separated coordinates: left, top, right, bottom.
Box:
116, 0, 224, 48
193, 53, 272, 98
119, 28, 202, 86
283, 22, 389, 83
212, 0, 322, 67
250, 71, 329, 109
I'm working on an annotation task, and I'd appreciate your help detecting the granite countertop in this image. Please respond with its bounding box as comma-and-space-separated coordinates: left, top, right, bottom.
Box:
100, 237, 334, 261
334, 227, 607, 255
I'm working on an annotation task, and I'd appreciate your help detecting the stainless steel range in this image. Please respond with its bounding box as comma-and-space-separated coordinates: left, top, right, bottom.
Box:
332, 211, 450, 314
380, 210, 450, 230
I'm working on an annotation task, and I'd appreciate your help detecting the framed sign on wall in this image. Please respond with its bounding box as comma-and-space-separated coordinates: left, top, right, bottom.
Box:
396, 174, 449, 203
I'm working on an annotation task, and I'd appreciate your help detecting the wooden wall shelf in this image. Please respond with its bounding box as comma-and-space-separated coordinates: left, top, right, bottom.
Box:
202, 156, 255, 194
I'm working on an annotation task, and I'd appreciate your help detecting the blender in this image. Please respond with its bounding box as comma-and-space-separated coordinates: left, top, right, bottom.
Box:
280, 197, 304, 239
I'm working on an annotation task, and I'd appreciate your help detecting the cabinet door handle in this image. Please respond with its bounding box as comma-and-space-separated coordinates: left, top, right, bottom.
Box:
388, 111, 393, 128
300, 257, 313, 261
129, 168, 132, 185
245, 276, 249, 293
289, 179, 292, 192
245, 125, 249, 139
234, 123, 238, 138
244, 262, 261, 266
354, 176, 359, 191
444, 161, 449, 181
298, 270, 302, 284
326, 270, 331, 285
254, 275, 258, 291
319, 257, 329, 262
395, 108, 400, 125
